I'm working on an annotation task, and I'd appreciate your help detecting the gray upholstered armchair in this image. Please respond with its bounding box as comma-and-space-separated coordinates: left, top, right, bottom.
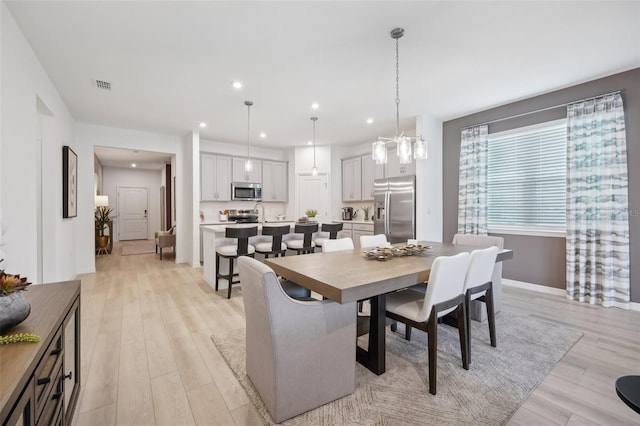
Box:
155, 228, 176, 260
452, 234, 504, 320
238, 256, 357, 423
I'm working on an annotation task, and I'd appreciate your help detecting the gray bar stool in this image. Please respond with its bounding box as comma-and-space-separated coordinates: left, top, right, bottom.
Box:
285, 223, 319, 255
314, 223, 344, 249
254, 225, 289, 259
216, 226, 258, 299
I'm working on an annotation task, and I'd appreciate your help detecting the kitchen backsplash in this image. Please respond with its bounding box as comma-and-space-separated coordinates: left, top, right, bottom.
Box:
200, 201, 288, 222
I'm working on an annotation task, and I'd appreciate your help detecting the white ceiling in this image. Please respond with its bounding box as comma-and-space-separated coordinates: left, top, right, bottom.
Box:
94, 146, 171, 171
6, 1, 640, 151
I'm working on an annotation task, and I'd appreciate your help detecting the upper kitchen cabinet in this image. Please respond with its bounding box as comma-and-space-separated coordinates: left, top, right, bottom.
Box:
201, 153, 232, 201
232, 157, 262, 183
385, 149, 415, 178
361, 155, 384, 201
262, 160, 288, 202
342, 157, 362, 201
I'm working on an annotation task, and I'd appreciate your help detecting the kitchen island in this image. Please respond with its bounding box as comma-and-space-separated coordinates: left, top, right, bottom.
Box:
201, 221, 299, 291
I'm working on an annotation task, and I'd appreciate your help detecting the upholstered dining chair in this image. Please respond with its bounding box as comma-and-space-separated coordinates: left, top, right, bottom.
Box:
314, 223, 344, 249
321, 237, 354, 252
285, 223, 319, 255
238, 256, 357, 423
155, 228, 176, 260
385, 252, 470, 395
360, 233, 387, 249
463, 246, 500, 363
452, 234, 504, 320
216, 226, 258, 299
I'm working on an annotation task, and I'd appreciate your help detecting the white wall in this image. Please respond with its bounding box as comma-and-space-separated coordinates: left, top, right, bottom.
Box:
75, 123, 187, 273
201, 139, 287, 161
415, 115, 443, 242
102, 167, 162, 241
1, 4, 77, 282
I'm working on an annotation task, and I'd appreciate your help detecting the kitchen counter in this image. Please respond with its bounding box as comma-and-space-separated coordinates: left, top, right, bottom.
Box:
335, 219, 375, 225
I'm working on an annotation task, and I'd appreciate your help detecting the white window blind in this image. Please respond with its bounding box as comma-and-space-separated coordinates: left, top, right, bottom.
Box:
487, 119, 566, 235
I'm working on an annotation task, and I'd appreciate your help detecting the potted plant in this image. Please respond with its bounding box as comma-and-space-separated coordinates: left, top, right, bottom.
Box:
305, 209, 318, 222
95, 206, 113, 250
0, 259, 34, 335
361, 205, 372, 221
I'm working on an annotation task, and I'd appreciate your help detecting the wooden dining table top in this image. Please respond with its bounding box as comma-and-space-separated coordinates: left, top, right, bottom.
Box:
264, 241, 513, 304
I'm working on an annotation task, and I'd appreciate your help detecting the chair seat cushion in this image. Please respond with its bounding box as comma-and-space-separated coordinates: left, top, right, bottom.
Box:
254, 242, 287, 253
314, 237, 328, 247
386, 288, 425, 323
285, 239, 306, 249
216, 244, 256, 256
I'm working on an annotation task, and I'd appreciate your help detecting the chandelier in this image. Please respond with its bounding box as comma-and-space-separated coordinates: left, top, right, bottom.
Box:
311, 117, 318, 176
244, 100, 253, 179
372, 27, 427, 165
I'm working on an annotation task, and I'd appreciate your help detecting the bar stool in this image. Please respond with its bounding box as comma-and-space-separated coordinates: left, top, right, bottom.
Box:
285, 223, 318, 255
216, 226, 258, 299
254, 225, 289, 259
314, 223, 344, 249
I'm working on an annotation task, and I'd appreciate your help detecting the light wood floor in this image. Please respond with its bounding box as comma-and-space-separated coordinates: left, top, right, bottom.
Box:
72, 241, 640, 426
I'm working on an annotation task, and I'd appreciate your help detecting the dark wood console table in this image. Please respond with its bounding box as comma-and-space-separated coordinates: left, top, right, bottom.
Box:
0, 280, 81, 425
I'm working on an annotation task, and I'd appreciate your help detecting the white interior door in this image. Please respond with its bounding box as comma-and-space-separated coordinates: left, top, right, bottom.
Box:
296, 174, 329, 222
118, 186, 149, 240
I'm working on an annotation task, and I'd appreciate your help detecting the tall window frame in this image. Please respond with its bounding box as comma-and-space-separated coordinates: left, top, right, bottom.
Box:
486, 119, 567, 237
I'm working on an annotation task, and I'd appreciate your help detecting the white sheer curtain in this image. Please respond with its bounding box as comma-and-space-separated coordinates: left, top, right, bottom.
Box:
566, 93, 630, 308
458, 125, 489, 235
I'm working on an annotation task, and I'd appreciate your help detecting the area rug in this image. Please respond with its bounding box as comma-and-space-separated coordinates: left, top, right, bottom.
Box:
120, 240, 156, 256
211, 310, 582, 425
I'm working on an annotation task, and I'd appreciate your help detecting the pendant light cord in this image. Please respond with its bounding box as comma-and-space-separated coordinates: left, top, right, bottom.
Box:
246, 103, 251, 161
395, 36, 400, 138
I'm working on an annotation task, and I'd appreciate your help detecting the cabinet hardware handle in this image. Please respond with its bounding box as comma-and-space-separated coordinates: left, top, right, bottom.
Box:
63, 371, 73, 380
37, 377, 51, 386
52, 392, 62, 400
51, 348, 62, 356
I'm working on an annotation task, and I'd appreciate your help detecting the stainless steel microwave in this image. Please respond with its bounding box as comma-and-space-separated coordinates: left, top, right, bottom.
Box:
231, 182, 262, 201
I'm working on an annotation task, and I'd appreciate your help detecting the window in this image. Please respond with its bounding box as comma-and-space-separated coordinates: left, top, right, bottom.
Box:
487, 119, 566, 236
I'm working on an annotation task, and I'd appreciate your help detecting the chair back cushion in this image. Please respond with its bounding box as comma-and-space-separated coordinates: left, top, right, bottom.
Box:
419, 252, 470, 321
464, 246, 500, 292
360, 234, 387, 248
322, 237, 354, 252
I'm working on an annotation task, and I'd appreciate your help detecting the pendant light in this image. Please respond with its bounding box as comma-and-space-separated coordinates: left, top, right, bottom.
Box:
311, 117, 318, 176
244, 100, 253, 179
372, 28, 427, 165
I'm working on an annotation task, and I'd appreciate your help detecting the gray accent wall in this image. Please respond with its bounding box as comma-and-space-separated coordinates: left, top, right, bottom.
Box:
443, 68, 640, 302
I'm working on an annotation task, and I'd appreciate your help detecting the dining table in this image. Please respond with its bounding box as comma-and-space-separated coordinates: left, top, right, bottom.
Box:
264, 241, 513, 375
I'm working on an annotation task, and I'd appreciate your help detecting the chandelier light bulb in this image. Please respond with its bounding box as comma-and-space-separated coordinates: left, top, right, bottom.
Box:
372, 141, 387, 165
414, 138, 428, 160
312, 166, 318, 176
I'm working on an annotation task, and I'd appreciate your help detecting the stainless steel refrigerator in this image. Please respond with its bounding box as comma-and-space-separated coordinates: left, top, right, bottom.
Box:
373, 175, 416, 243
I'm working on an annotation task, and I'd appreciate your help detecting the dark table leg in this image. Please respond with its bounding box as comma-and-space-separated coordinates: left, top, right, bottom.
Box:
356, 294, 386, 375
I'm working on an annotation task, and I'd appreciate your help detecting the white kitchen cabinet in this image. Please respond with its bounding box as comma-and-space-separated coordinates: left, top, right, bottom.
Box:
352, 223, 374, 249
232, 157, 262, 183
342, 157, 362, 201
262, 160, 288, 202
361, 155, 384, 201
201, 154, 232, 201
385, 149, 415, 178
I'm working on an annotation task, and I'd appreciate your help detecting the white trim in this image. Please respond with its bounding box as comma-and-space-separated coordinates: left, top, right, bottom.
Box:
488, 225, 565, 238
503, 279, 640, 311
502, 279, 565, 296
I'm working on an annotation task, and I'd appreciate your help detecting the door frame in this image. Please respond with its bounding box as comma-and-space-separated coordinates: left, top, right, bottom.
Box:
295, 172, 330, 222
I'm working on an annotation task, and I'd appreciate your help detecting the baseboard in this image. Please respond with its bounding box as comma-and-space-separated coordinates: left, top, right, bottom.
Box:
502, 279, 565, 296
503, 279, 640, 311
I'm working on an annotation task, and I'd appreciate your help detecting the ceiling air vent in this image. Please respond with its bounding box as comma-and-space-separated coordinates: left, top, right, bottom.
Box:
94, 79, 112, 90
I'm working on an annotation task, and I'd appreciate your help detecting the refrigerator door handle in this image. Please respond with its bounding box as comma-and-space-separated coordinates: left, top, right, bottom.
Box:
385, 190, 390, 236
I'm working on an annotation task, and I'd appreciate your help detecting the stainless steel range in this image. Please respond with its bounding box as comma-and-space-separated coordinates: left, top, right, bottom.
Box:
227, 209, 259, 223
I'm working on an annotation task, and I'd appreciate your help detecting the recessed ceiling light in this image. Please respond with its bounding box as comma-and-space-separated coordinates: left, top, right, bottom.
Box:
131, 163, 137, 168
366, 118, 374, 124
199, 122, 207, 128
307, 141, 313, 145
259, 132, 266, 138
232, 81, 243, 89
311, 102, 319, 110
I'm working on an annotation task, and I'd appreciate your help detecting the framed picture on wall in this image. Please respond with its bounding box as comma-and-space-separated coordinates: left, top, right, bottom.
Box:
63, 145, 78, 218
